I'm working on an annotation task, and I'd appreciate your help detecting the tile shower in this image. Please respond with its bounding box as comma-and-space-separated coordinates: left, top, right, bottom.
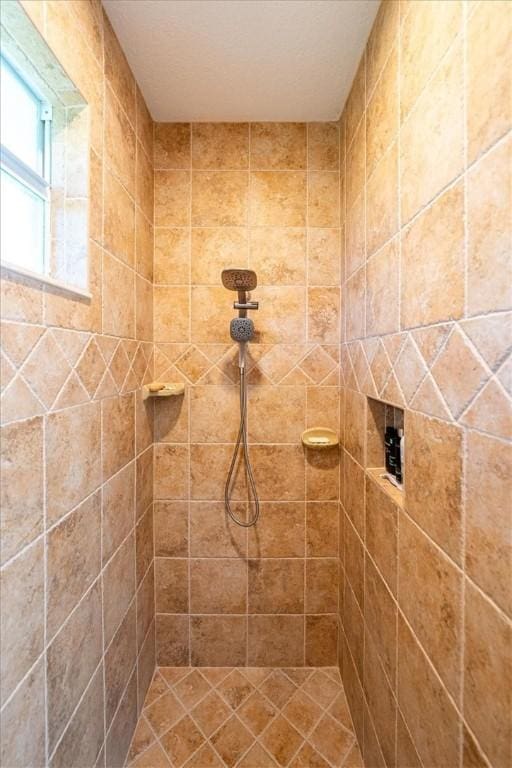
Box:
0, 2, 510, 768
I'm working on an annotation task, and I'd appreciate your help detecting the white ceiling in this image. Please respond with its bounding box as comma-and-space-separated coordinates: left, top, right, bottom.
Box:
103, 0, 379, 122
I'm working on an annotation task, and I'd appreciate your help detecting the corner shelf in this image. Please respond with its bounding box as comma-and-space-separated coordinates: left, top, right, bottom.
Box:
142, 382, 185, 401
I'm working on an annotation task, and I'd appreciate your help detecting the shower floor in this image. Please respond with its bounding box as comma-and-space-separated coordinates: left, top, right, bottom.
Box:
126, 666, 363, 768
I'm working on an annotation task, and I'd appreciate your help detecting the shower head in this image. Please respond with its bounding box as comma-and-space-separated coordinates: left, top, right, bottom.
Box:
221, 269, 257, 292
230, 317, 254, 342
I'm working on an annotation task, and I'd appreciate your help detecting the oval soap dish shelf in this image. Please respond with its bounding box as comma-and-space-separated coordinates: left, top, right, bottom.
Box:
301, 427, 339, 448
142, 382, 185, 400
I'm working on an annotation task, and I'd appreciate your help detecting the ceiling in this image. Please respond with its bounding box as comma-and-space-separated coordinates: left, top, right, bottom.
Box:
103, 0, 379, 122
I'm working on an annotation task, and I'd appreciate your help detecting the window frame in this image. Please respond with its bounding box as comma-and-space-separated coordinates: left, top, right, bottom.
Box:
0, 54, 52, 280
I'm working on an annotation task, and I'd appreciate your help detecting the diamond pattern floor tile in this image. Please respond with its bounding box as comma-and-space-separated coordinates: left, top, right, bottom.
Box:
126, 666, 360, 768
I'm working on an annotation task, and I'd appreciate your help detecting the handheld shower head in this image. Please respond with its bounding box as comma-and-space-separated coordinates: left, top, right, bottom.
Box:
230, 317, 254, 342
221, 269, 257, 292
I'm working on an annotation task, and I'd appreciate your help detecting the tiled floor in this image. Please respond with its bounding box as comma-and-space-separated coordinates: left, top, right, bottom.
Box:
126, 667, 363, 768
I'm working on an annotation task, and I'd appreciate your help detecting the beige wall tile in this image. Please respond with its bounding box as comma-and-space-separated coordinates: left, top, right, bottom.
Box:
102, 393, 135, 480
0, 416, 43, 565
251, 445, 305, 501
307, 228, 340, 286
366, 237, 399, 337
345, 192, 366, 278
306, 445, 339, 501
190, 385, 239, 443
154, 444, 189, 500
345, 266, 365, 342
155, 387, 189, 443
305, 615, 338, 666
401, 182, 464, 328
105, 668, 138, 768
192, 123, 249, 169
364, 556, 396, 683
103, 532, 136, 647
467, 135, 512, 315
248, 615, 304, 666
400, 43, 464, 224
307, 123, 339, 171
47, 492, 101, 639
155, 228, 190, 285
400, 0, 462, 123
156, 614, 189, 665
366, 46, 398, 178
154, 123, 191, 169
250, 123, 306, 169
465, 432, 512, 616
308, 172, 340, 228
363, 631, 396, 767
247, 502, 305, 558
399, 512, 463, 700
254, 286, 306, 344
105, 86, 136, 197
190, 501, 246, 558
248, 385, 305, 443
191, 616, 246, 666
306, 558, 338, 613
467, 0, 512, 163
47, 582, 103, 754
248, 558, 304, 613
103, 12, 136, 120
46, 402, 101, 526
397, 614, 460, 768
250, 171, 306, 227
155, 170, 191, 227
103, 462, 135, 564
345, 55, 366, 150
155, 558, 188, 613
250, 228, 305, 286
102, 252, 135, 338
135, 505, 154, 586
154, 286, 190, 343
104, 603, 137, 727
192, 228, 248, 285
154, 502, 188, 558
464, 583, 512, 768
366, 142, 398, 257
190, 559, 247, 613
0, 659, 46, 768
0, 539, 44, 705
192, 171, 248, 227
49, 665, 104, 768
405, 411, 462, 563
366, 1, 399, 100
136, 140, 154, 223
307, 287, 340, 344
365, 477, 397, 595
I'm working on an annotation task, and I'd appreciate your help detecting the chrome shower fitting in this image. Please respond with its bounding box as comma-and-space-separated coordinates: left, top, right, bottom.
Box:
221, 268, 260, 527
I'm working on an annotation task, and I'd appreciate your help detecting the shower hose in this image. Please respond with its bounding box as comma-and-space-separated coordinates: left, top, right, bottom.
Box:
224, 363, 260, 527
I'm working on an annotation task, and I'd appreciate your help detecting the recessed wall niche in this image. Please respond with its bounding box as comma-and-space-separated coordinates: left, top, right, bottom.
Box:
1, 0, 89, 296
366, 396, 405, 507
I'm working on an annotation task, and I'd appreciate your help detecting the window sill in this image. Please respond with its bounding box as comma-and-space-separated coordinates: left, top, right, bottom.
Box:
1, 260, 91, 300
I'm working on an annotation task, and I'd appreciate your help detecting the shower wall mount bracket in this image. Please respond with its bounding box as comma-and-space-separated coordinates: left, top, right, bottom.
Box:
142, 382, 185, 400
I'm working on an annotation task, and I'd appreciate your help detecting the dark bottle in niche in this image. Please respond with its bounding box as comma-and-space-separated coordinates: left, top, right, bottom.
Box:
395, 428, 404, 484
385, 427, 398, 474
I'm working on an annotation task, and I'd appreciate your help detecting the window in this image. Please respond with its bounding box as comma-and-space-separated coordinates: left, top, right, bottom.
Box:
0, 55, 52, 275
0, 0, 90, 297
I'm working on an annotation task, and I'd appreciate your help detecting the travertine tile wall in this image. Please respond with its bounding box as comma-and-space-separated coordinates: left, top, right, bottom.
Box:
0, 2, 155, 766
151, 122, 343, 669
337, 2, 511, 767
